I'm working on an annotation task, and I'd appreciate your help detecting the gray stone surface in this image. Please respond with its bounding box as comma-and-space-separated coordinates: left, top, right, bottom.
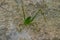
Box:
0, 0, 60, 40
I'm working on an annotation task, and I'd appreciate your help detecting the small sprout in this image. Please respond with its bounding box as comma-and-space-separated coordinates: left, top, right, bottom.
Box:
24, 8, 41, 25
18, 0, 47, 32
20, 0, 47, 25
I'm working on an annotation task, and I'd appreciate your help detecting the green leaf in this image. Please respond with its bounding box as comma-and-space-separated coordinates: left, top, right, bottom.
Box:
24, 16, 32, 25
24, 8, 41, 25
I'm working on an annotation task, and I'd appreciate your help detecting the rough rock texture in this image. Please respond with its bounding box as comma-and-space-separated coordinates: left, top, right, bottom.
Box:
0, 0, 60, 40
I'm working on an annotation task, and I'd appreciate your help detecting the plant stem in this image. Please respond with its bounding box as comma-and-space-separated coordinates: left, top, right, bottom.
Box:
40, 9, 47, 22
21, 0, 25, 20
31, 8, 41, 21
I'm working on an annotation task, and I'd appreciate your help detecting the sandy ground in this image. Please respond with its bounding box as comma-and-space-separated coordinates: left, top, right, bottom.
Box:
0, 0, 60, 40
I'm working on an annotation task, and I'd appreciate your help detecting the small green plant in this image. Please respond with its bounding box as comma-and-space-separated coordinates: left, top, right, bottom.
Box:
20, 0, 39, 25
24, 8, 41, 25
15, 0, 47, 32
15, 0, 47, 26
20, 0, 47, 25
